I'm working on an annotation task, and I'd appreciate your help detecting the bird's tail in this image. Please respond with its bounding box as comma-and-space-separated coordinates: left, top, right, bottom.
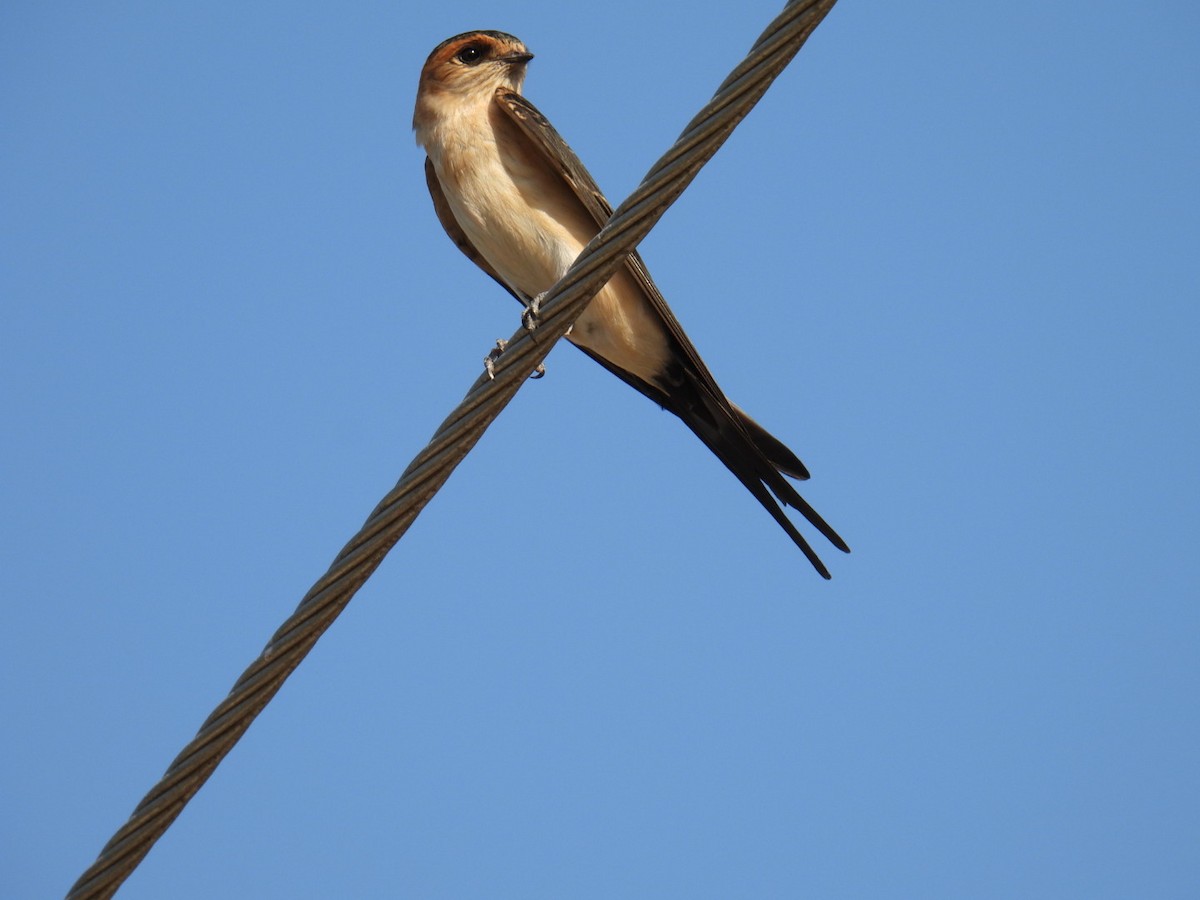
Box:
570, 342, 847, 577
683, 388, 850, 579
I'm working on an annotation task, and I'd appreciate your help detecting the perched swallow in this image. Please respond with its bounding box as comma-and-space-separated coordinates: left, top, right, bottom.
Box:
413, 30, 849, 577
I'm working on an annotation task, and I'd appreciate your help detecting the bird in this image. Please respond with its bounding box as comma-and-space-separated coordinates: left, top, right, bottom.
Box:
413, 30, 849, 578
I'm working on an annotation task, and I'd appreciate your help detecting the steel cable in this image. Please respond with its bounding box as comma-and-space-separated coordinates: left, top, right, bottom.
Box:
65, 1, 838, 895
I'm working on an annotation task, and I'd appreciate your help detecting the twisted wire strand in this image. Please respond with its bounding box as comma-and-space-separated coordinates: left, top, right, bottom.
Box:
66, 2, 838, 896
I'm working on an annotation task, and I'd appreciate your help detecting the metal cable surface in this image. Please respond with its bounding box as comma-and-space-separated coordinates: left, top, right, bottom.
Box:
66, 1, 838, 895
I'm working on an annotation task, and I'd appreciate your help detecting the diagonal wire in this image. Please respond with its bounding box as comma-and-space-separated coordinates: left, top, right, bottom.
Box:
65, 2, 838, 896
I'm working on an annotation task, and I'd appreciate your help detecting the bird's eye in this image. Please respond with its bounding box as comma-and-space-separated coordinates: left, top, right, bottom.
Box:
456, 45, 485, 65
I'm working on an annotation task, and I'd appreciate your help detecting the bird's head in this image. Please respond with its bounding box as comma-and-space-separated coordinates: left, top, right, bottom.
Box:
414, 31, 533, 129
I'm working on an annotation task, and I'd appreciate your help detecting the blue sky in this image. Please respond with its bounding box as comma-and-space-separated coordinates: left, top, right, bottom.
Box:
3, 2, 1198, 897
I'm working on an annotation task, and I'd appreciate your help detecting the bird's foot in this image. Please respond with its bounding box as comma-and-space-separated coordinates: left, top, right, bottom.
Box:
483, 338, 547, 381
521, 292, 546, 333
483, 339, 508, 380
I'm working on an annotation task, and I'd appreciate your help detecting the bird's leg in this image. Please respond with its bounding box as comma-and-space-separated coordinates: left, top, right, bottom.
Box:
521, 291, 546, 332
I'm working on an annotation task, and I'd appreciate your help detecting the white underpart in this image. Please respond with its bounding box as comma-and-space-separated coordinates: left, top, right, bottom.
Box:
418, 90, 672, 384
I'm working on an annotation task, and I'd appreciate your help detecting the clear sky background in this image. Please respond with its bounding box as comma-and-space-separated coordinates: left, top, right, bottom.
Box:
3, 2, 1197, 897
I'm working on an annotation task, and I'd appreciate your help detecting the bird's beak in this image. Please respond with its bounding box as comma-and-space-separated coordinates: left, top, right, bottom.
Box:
501, 51, 534, 64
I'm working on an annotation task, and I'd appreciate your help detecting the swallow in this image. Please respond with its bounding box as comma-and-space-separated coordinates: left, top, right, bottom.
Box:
413, 30, 849, 577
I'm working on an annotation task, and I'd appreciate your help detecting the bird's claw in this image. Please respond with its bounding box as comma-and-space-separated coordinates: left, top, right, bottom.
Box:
521, 292, 545, 332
